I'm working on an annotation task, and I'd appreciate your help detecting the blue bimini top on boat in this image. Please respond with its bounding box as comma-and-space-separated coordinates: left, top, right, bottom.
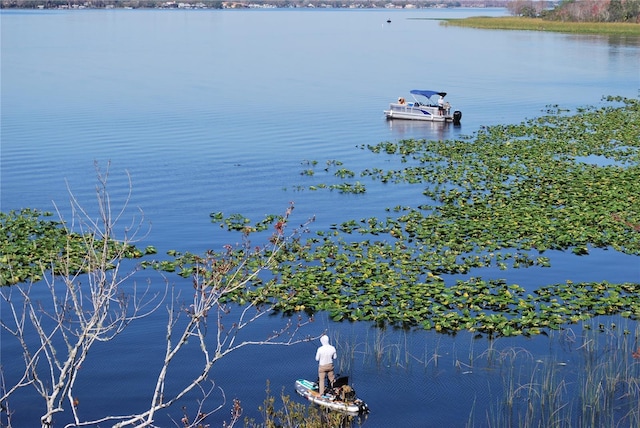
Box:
410, 90, 447, 98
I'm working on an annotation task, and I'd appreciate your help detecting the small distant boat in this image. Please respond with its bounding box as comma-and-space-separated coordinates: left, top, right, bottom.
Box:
387, 19, 391, 23
384, 89, 462, 123
295, 377, 369, 415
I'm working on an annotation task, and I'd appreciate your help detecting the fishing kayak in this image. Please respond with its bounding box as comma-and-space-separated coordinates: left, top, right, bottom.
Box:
294, 377, 369, 415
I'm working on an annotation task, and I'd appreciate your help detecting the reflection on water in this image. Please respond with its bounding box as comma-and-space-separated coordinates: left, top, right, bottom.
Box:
386, 118, 461, 141
566, 32, 640, 48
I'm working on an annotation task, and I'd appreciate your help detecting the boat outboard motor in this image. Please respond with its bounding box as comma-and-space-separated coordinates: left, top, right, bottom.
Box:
453, 110, 462, 124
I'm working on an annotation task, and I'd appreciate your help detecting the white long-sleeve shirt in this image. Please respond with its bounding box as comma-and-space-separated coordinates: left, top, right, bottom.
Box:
315, 336, 336, 366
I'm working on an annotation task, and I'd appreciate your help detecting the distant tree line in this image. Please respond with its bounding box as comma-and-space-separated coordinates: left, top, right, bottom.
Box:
4, 0, 637, 22
0, 0, 513, 10
507, 0, 640, 23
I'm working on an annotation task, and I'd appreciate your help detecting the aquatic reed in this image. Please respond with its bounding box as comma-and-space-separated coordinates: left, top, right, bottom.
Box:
478, 318, 640, 427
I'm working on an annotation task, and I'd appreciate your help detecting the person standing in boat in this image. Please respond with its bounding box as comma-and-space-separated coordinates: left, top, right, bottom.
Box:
315, 335, 337, 396
438, 95, 445, 115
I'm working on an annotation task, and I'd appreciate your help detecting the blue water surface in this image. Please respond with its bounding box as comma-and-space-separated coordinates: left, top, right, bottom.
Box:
1, 7, 639, 427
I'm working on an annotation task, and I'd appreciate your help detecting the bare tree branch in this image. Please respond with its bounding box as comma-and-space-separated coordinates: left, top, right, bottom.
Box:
110, 205, 318, 428
1, 164, 163, 427
1, 166, 317, 427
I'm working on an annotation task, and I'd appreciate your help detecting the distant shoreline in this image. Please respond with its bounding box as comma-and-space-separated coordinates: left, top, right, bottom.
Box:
0, 0, 511, 11
441, 16, 640, 36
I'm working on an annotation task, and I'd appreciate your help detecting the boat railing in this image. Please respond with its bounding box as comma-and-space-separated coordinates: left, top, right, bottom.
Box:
390, 102, 451, 116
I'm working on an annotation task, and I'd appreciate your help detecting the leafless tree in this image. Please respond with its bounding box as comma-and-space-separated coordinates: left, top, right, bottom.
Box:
506, 0, 548, 17
105, 203, 317, 428
1, 163, 317, 427
0, 164, 160, 427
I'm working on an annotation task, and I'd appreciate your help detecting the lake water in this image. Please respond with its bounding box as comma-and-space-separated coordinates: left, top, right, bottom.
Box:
1, 7, 639, 427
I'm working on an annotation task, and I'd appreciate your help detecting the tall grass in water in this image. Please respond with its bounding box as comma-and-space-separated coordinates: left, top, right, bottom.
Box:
334, 319, 638, 427
338, 329, 489, 372
578, 321, 640, 427
480, 319, 640, 427
334, 329, 406, 374
335, 328, 445, 371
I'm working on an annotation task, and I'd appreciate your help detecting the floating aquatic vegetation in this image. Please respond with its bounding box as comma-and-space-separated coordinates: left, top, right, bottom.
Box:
0, 208, 156, 286
215, 97, 639, 337
3, 97, 639, 337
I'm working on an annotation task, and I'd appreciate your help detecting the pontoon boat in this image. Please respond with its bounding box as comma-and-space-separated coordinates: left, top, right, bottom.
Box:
384, 90, 461, 123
